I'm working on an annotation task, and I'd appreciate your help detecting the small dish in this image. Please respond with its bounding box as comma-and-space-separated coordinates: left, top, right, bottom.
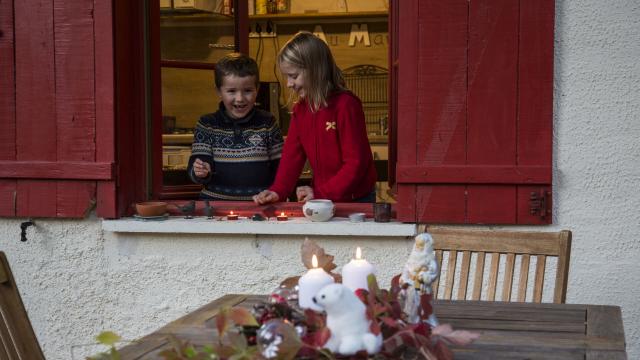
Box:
349, 212, 366, 222
133, 213, 169, 221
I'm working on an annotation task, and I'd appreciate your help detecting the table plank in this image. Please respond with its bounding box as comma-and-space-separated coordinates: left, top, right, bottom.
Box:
116, 295, 627, 360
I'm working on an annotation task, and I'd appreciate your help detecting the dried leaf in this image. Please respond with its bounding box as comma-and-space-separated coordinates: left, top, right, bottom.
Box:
279, 276, 300, 289
301, 238, 337, 272
216, 307, 230, 337
230, 307, 259, 327
432, 324, 481, 346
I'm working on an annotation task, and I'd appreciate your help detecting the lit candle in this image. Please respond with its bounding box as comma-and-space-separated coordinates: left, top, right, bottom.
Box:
298, 254, 335, 311
277, 211, 288, 221
342, 247, 376, 291
227, 211, 238, 220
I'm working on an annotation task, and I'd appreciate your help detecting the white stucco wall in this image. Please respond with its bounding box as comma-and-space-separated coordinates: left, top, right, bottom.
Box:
0, 0, 638, 358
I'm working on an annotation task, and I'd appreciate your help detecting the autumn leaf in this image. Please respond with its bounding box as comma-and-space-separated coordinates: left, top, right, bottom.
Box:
301, 238, 337, 272
216, 307, 230, 337
229, 307, 259, 327
279, 276, 300, 289
432, 324, 481, 346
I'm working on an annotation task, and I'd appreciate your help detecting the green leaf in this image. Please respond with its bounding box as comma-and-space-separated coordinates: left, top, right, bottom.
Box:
95, 331, 121, 347
184, 346, 198, 358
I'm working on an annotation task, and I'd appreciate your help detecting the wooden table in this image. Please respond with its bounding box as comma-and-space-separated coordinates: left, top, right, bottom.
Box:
118, 295, 627, 359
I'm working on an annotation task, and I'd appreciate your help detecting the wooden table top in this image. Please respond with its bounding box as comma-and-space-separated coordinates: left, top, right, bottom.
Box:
118, 295, 627, 360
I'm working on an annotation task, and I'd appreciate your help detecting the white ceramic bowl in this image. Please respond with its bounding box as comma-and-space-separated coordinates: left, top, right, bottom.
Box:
302, 199, 335, 222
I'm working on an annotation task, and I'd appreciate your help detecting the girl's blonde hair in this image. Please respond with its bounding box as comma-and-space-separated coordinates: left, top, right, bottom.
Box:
277, 31, 346, 112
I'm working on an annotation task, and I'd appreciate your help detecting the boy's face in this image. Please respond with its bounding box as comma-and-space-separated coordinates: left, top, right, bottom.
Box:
217, 75, 258, 119
280, 61, 306, 99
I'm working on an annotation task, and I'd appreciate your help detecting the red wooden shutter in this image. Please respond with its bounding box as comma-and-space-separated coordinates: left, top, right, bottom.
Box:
0, 0, 116, 218
393, 0, 553, 224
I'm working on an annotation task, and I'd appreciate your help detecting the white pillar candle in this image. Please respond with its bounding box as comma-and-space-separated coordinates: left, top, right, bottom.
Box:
342, 247, 376, 291
298, 255, 335, 311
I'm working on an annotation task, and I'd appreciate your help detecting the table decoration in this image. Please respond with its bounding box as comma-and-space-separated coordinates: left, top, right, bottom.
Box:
277, 212, 289, 221
342, 247, 375, 291
227, 211, 239, 220
298, 255, 335, 310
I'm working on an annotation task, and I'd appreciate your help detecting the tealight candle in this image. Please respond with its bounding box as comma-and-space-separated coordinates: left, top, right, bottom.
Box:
277, 211, 288, 221
298, 254, 335, 311
227, 211, 238, 220
342, 247, 376, 291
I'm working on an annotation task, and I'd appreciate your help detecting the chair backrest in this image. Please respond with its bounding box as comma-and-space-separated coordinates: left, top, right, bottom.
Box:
0, 251, 45, 359
424, 227, 572, 304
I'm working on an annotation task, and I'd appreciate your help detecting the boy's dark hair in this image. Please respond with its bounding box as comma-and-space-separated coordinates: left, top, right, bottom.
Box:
214, 53, 260, 89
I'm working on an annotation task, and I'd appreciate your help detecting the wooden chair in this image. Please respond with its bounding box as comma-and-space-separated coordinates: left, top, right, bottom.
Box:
423, 227, 572, 304
0, 251, 45, 359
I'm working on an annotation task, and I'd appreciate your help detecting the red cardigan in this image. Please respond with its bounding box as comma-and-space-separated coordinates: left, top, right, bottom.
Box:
269, 91, 377, 202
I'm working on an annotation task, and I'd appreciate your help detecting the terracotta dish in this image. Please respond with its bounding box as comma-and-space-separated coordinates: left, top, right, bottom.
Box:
135, 201, 167, 217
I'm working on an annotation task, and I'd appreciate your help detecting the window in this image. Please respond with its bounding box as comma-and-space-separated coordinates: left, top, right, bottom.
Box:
0, 0, 553, 224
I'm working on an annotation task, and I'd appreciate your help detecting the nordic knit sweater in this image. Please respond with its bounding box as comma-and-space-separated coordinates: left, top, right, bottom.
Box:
188, 103, 284, 200
269, 91, 376, 202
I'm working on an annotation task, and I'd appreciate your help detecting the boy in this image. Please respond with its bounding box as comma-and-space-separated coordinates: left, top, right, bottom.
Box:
188, 53, 284, 200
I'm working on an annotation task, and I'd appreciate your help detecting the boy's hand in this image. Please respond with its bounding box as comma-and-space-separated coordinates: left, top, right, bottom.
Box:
253, 190, 279, 205
296, 186, 314, 202
193, 158, 211, 178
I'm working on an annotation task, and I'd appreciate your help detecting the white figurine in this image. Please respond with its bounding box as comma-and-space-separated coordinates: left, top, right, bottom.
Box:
313, 284, 383, 355
400, 233, 439, 326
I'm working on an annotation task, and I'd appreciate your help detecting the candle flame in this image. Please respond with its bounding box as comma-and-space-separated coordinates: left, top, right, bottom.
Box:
356, 247, 362, 260
312, 254, 318, 268
230, 211, 234, 215
280, 211, 285, 216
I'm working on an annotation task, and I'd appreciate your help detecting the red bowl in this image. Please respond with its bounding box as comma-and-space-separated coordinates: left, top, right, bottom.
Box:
135, 201, 167, 217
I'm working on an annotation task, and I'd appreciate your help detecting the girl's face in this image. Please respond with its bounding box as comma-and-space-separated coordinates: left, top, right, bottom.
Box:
280, 61, 306, 98
217, 75, 258, 119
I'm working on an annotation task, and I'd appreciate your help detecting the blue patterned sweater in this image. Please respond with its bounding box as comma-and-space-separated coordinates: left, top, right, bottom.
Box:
188, 103, 284, 200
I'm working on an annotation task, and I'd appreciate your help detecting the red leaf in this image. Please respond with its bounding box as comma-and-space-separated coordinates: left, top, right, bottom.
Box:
419, 293, 434, 321
313, 327, 331, 347
432, 340, 454, 360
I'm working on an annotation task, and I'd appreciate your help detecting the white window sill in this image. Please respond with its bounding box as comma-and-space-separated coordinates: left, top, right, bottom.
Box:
102, 216, 416, 237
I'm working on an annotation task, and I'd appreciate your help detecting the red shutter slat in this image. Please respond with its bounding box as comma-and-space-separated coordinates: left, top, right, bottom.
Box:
394, 0, 420, 220
466, 0, 519, 224
95, 0, 117, 218
54, 0, 96, 217
0, 0, 16, 216
516, 0, 554, 224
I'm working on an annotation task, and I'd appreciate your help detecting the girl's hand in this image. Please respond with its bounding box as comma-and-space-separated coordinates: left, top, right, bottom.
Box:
296, 186, 314, 202
193, 158, 211, 178
253, 190, 279, 205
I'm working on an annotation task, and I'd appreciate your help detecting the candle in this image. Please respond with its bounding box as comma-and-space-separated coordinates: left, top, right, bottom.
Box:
298, 255, 335, 311
227, 211, 238, 220
276, 211, 288, 221
342, 247, 376, 291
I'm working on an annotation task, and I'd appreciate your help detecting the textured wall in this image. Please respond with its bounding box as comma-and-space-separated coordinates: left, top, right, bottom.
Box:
0, 0, 638, 358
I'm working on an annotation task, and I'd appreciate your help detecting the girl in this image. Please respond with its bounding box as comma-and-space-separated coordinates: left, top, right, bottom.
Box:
253, 31, 376, 204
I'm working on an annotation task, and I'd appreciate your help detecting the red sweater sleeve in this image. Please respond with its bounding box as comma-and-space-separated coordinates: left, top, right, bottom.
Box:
268, 110, 307, 200
316, 95, 373, 200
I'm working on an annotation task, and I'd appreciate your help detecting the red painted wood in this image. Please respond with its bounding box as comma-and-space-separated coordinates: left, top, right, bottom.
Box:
396, 165, 551, 184
16, 181, 57, 217
0, 161, 114, 179
387, 1, 397, 187
413, 0, 468, 224
0, 181, 16, 217
150, 0, 164, 201
466, 0, 519, 224
0, 0, 16, 162
235, 0, 249, 54
14, 0, 59, 216
517, 186, 551, 224
0, 0, 17, 216
55, 181, 97, 217
517, 0, 554, 224
394, 0, 419, 222
95, 0, 117, 218
115, 0, 149, 216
